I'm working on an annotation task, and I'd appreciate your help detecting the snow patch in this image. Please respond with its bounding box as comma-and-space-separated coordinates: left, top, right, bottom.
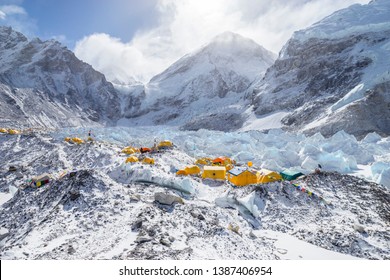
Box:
257, 230, 360, 260
240, 111, 289, 132
330, 84, 365, 112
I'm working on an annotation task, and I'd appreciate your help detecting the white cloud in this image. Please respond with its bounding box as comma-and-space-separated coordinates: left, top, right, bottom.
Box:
74, 0, 370, 83
0, 4, 26, 17
0, 4, 36, 37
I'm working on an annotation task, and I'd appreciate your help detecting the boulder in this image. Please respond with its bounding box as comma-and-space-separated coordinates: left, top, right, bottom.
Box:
353, 223, 366, 234
8, 166, 17, 172
154, 192, 184, 205
135, 236, 152, 244
131, 220, 143, 232
130, 194, 141, 202
160, 238, 171, 247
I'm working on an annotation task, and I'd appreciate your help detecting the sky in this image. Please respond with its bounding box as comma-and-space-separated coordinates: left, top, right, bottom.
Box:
0, 0, 370, 83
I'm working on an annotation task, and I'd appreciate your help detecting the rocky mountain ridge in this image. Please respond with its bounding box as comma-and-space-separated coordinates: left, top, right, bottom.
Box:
0, 26, 121, 129
250, 0, 390, 138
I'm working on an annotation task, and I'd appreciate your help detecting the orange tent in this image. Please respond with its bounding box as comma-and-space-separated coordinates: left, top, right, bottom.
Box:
140, 147, 152, 153
212, 156, 233, 166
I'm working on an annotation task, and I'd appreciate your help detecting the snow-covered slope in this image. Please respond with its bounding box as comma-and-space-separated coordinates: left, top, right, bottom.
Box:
250, 0, 390, 138
0, 127, 389, 259
0, 26, 121, 129
120, 32, 276, 131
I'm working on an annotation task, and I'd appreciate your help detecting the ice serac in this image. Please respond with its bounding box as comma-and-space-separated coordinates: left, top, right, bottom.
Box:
121, 31, 276, 131
0, 26, 121, 129
250, 0, 390, 138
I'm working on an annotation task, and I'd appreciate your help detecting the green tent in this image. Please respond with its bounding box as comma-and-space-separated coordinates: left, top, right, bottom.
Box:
280, 171, 304, 181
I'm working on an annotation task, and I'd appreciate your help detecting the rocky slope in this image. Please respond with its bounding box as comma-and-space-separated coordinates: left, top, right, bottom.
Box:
0, 26, 121, 129
120, 32, 276, 131
0, 131, 389, 260
250, 0, 390, 138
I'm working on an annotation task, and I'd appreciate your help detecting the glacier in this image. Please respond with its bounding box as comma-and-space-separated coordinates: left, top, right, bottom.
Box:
51, 126, 390, 188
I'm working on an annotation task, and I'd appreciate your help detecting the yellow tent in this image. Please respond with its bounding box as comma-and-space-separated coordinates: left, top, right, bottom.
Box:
176, 169, 187, 176
122, 147, 136, 154
257, 168, 282, 184
71, 137, 84, 144
158, 140, 173, 149
8, 129, 19, 135
227, 167, 260, 187
195, 158, 212, 165
125, 156, 139, 163
142, 157, 155, 165
0, 128, 7, 133
228, 167, 282, 186
64, 137, 71, 142
202, 166, 226, 180
184, 165, 201, 175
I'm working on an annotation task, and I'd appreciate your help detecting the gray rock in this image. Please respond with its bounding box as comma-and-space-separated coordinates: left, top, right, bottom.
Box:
67, 245, 76, 255
131, 220, 143, 232
160, 238, 171, 247
8, 166, 17, 172
130, 194, 141, 202
154, 192, 184, 205
135, 236, 152, 244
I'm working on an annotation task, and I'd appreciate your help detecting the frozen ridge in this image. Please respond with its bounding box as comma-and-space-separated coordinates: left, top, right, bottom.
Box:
292, 0, 390, 43
0, 127, 389, 260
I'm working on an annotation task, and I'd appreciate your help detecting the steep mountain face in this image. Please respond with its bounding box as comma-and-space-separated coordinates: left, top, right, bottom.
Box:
250, 0, 390, 138
121, 32, 276, 131
0, 26, 121, 129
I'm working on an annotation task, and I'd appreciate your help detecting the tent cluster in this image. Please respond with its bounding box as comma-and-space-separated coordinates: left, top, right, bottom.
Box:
176, 156, 236, 178
121, 140, 174, 166
65, 137, 87, 144
124, 153, 155, 165
0, 128, 21, 135
175, 155, 306, 187
227, 167, 282, 186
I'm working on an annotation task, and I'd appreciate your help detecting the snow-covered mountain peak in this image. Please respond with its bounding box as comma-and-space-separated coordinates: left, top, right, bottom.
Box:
0, 26, 26, 41
151, 31, 275, 85
0, 26, 28, 53
122, 32, 276, 130
206, 31, 263, 53
201, 31, 276, 68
